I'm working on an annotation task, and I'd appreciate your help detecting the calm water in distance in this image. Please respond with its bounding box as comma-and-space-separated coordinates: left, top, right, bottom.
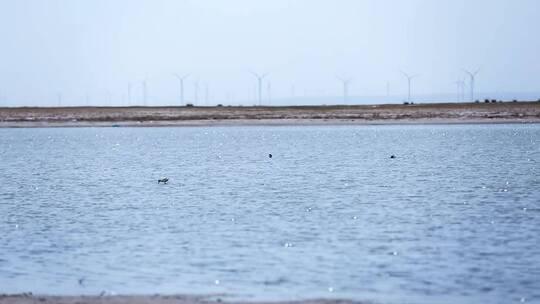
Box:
0, 124, 539, 304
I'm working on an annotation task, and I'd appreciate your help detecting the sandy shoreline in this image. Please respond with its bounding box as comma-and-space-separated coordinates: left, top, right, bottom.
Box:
0, 102, 539, 128
1, 118, 539, 128
0, 295, 366, 304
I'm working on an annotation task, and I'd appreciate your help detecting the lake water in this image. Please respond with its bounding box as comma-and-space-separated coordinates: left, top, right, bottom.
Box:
0, 124, 539, 304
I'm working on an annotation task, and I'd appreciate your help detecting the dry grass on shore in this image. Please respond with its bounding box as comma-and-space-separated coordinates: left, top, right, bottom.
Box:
0, 102, 539, 127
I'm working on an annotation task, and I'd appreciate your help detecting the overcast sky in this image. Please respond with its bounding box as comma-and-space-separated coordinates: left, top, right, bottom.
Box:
0, 0, 539, 106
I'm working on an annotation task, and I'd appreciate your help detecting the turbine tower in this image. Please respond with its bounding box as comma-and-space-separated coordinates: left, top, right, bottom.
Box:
401, 71, 419, 103
173, 73, 190, 106
463, 69, 479, 102
267, 82, 272, 104
453, 80, 466, 102
193, 79, 200, 105
204, 82, 209, 106
336, 76, 353, 104
105, 89, 112, 106
142, 78, 148, 106
128, 82, 133, 106
250, 72, 268, 106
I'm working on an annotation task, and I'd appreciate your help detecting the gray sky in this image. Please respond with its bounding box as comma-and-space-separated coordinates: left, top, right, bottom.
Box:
0, 0, 539, 106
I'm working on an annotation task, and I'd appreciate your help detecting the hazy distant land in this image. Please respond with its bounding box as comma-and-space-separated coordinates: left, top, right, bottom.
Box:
0, 102, 539, 127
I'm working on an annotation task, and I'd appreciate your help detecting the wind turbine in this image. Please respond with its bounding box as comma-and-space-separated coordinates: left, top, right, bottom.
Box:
250, 71, 268, 106
193, 79, 200, 105
173, 73, 190, 106
105, 89, 112, 106
453, 80, 466, 102
142, 78, 148, 106
336, 76, 353, 104
204, 82, 209, 106
463, 69, 479, 102
267, 82, 272, 104
401, 71, 419, 103
128, 82, 133, 106
226, 92, 236, 104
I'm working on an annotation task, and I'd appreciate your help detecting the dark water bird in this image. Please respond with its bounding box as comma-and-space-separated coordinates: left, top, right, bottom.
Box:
158, 177, 169, 184
390, 155, 396, 159
269, 154, 273, 158
78, 277, 85, 286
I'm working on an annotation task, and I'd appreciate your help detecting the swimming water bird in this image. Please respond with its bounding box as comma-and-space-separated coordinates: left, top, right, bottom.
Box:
390, 155, 396, 159
269, 154, 273, 158
158, 177, 169, 184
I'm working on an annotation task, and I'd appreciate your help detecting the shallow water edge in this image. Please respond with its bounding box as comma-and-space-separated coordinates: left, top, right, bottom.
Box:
0, 294, 367, 304
1, 117, 539, 128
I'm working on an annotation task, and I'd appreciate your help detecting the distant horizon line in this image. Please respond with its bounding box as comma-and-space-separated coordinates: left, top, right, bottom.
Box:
2, 99, 539, 109
2, 90, 540, 107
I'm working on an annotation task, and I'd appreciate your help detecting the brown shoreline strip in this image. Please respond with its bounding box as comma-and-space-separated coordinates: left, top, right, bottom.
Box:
0, 118, 539, 128
0, 102, 539, 128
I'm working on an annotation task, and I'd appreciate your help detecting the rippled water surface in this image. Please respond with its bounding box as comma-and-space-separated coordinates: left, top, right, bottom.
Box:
1, 124, 539, 304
